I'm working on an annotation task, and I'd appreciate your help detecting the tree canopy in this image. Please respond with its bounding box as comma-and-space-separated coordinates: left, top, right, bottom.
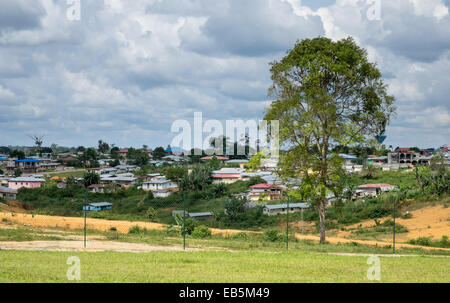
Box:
264, 37, 396, 243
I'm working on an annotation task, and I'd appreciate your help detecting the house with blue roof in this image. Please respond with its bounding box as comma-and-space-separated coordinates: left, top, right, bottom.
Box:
7, 158, 41, 174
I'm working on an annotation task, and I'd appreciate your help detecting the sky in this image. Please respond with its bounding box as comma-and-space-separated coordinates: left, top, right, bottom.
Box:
0, 0, 449, 150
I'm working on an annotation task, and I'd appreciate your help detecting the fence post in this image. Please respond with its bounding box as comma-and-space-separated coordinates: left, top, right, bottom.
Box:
286, 196, 289, 250
183, 192, 186, 250
84, 211, 86, 248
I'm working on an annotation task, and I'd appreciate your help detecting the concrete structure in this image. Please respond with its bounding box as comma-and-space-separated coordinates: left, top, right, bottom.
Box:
100, 176, 137, 187
0, 186, 18, 200
355, 184, 397, 198
142, 178, 178, 191
211, 167, 245, 184
263, 202, 308, 216
8, 177, 45, 190
7, 159, 41, 174
249, 183, 283, 202
88, 184, 106, 193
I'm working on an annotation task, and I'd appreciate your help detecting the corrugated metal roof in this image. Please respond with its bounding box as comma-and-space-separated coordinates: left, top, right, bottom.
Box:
9, 177, 45, 182
212, 174, 241, 179
88, 202, 112, 207
250, 183, 281, 189
0, 186, 18, 194
15, 159, 40, 163
189, 212, 213, 217
264, 203, 308, 210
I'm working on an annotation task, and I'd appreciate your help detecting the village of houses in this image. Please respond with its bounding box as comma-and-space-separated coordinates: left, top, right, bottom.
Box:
1, 144, 449, 221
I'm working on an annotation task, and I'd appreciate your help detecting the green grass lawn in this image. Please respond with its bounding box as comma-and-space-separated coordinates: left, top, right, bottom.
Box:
0, 250, 448, 283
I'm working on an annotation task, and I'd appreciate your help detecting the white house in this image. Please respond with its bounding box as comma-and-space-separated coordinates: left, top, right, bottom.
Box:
142, 178, 178, 191
263, 203, 309, 216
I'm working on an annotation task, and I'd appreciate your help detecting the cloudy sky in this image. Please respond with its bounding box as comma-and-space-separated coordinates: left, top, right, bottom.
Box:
0, 0, 449, 150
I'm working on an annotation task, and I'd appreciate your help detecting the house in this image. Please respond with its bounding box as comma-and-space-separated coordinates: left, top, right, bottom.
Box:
211, 167, 244, 184
388, 148, 430, 166
162, 155, 186, 162
165, 147, 187, 156
263, 203, 308, 216
115, 165, 138, 173
118, 149, 129, 157
145, 173, 163, 181
101, 176, 137, 187
367, 155, 388, 166
188, 212, 214, 220
0, 175, 10, 187
83, 202, 113, 212
8, 177, 45, 190
142, 178, 178, 191
355, 184, 397, 198
260, 157, 279, 170
7, 159, 41, 174
88, 184, 106, 193
0, 186, 18, 200
339, 154, 358, 165
249, 183, 283, 201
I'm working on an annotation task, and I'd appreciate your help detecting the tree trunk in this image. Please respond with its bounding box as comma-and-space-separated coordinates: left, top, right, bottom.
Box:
318, 199, 326, 244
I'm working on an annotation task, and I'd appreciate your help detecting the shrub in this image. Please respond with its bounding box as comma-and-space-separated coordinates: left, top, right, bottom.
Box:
128, 225, 146, 234
408, 237, 432, 247
191, 225, 211, 238
181, 218, 198, 236
263, 229, 282, 242
110, 226, 117, 231
145, 206, 158, 220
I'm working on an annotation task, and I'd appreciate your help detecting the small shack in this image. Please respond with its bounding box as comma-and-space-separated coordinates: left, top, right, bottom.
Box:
188, 212, 214, 220
263, 202, 308, 216
83, 202, 113, 212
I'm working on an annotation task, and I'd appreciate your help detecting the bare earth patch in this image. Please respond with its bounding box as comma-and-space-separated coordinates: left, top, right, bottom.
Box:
0, 240, 197, 253
337, 205, 450, 241
0, 212, 250, 236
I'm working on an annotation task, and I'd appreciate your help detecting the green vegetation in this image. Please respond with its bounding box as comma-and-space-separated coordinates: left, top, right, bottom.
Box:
0, 228, 67, 242
265, 37, 396, 243
408, 236, 450, 249
1, 249, 449, 283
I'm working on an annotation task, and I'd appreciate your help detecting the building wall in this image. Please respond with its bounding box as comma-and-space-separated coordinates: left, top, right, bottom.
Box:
8, 181, 42, 190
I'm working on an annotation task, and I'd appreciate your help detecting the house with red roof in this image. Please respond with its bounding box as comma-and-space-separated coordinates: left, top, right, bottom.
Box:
249, 183, 283, 202
211, 168, 243, 184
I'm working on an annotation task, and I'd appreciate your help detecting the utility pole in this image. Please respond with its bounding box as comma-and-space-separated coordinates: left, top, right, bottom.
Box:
183, 192, 186, 250
84, 192, 87, 248
286, 196, 289, 250
393, 195, 396, 255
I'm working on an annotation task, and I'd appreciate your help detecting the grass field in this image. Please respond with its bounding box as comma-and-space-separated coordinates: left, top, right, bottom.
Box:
0, 250, 449, 283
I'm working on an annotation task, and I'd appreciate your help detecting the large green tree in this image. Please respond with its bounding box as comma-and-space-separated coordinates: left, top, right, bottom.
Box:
265, 37, 396, 243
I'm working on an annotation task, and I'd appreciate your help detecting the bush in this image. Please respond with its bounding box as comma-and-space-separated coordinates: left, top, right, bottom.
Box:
191, 225, 211, 238
181, 218, 198, 236
128, 225, 146, 234
263, 229, 282, 242
110, 226, 117, 231
145, 206, 158, 220
408, 237, 432, 247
